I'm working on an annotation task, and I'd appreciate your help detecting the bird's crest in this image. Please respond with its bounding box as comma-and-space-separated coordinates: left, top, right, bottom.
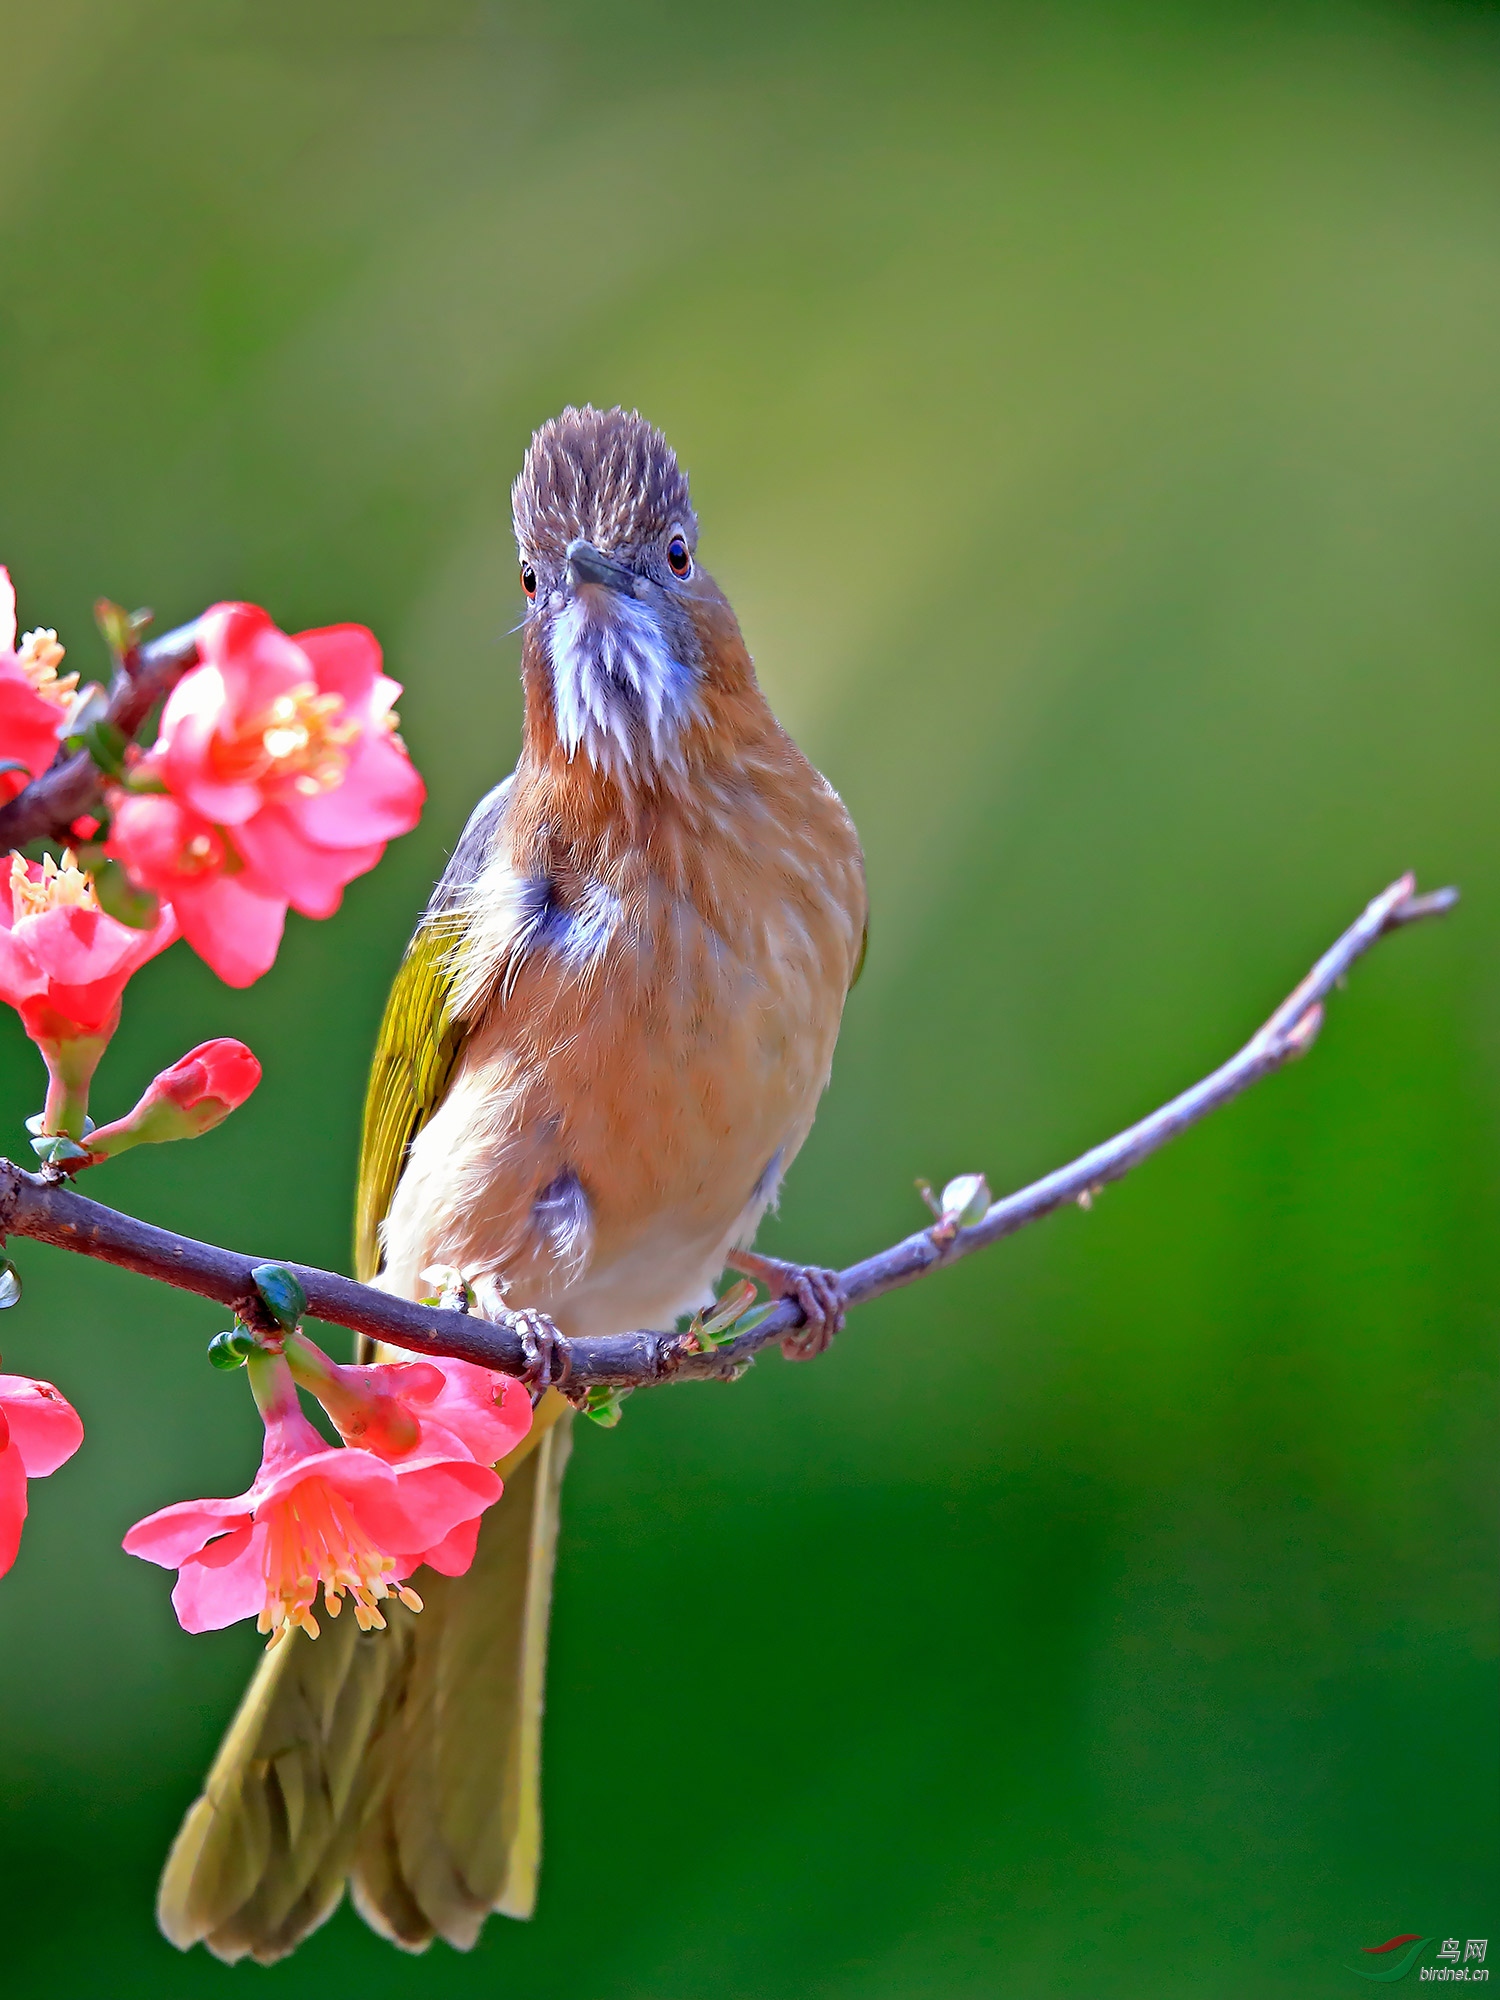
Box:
512, 406, 697, 562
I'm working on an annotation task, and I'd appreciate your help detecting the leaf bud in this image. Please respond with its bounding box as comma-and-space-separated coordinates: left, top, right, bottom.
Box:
250, 1263, 307, 1331
207, 1326, 257, 1369
939, 1173, 991, 1230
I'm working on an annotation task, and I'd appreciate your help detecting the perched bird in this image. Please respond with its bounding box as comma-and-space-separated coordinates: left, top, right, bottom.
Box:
156, 407, 868, 1962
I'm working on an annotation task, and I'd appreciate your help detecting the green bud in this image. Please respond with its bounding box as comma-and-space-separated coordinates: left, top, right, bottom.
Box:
939, 1173, 991, 1229
207, 1327, 256, 1369
0, 1258, 21, 1309
250, 1262, 307, 1330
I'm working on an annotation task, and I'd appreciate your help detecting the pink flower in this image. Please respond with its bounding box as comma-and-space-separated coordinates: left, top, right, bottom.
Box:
0, 1373, 85, 1576
0, 852, 178, 1137
123, 1353, 501, 1644
0, 568, 77, 804
86, 1038, 262, 1161
283, 1337, 533, 1576
105, 795, 284, 989
107, 605, 424, 986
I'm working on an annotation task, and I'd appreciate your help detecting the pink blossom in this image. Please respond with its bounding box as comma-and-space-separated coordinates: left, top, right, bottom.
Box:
107, 605, 424, 986
0, 852, 177, 1136
123, 1354, 501, 1644
282, 1337, 531, 1576
86, 1038, 262, 1160
0, 1373, 85, 1576
0, 568, 77, 803
0, 852, 177, 1044
105, 795, 285, 989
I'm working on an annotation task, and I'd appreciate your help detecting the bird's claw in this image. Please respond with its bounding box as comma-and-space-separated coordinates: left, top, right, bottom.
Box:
512, 1309, 571, 1399
777, 1264, 847, 1363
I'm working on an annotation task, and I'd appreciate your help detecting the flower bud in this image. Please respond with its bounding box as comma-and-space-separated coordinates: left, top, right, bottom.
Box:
85, 1039, 261, 1161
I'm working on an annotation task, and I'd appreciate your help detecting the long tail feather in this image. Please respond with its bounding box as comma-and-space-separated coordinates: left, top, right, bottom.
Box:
157, 1395, 573, 1964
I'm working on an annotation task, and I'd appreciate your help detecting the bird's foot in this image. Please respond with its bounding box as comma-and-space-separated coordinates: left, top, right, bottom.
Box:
728, 1250, 847, 1362
512, 1309, 572, 1400
472, 1276, 572, 1402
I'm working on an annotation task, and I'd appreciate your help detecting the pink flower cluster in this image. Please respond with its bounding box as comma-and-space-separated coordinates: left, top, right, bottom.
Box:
0, 570, 425, 990
125, 1344, 531, 1643
108, 604, 424, 986
0, 571, 431, 1598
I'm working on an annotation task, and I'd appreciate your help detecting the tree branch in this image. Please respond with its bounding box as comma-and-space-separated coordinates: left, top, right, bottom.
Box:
0, 618, 202, 851
0, 872, 1456, 1390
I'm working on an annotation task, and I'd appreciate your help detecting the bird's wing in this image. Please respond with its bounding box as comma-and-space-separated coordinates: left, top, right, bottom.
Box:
353, 776, 514, 1286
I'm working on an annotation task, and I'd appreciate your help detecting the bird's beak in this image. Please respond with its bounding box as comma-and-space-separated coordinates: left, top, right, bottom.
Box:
567, 538, 636, 594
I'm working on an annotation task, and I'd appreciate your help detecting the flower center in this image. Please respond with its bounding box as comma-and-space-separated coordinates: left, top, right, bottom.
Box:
212, 681, 361, 798
257, 1476, 423, 1648
11, 850, 98, 923
15, 629, 78, 710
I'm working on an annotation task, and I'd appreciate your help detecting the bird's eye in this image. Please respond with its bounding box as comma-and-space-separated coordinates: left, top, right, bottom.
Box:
520, 562, 538, 599
667, 534, 692, 579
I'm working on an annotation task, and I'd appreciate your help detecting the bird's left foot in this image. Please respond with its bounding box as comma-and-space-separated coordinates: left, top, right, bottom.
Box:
513, 1309, 572, 1398
473, 1277, 572, 1401
727, 1250, 847, 1362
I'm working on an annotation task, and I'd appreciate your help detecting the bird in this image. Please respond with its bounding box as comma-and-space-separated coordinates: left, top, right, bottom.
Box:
154, 406, 868, 1963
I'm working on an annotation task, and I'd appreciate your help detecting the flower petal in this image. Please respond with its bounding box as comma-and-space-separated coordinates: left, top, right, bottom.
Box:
291, 727, 425, 849
170, 1523, 264, 1632
252, 1440, 400, 1513
122, 1493, 255, 1568
0, 1375, 84, 1476
170, 873, 287, 988
229, 806, 373, 919
0, 1435, 28, 1578
410, 1513, 482, 1577
360, 1456, 501, 1557
294, 624, 383, 706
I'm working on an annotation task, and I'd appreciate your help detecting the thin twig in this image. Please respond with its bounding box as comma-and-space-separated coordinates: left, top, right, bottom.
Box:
0, 619, 202, 851
0, 873, 1456, 1389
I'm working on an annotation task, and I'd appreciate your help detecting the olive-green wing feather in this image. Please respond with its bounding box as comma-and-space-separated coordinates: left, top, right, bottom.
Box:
353, 774, 515, 1285
353, 914, 467, 1286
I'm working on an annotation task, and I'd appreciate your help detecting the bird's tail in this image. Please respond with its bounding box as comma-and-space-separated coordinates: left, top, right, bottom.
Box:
156, 1393, 574, 1964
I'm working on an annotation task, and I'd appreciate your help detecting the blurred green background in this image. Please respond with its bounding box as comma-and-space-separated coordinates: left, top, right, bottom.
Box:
0, 1, 1496, 1993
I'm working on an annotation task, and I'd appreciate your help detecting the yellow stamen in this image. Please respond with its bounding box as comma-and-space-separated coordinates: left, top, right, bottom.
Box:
212, 681, 360, 798
10, 850, 99, 924
15, 629, 77, 710
256, 1477, 421, 1652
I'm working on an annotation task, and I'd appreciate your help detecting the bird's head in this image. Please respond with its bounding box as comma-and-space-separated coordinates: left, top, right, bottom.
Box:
512, 406, 751, 789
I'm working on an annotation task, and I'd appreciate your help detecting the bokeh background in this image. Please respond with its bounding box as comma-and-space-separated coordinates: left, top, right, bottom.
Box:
0, 1, 1496, 1993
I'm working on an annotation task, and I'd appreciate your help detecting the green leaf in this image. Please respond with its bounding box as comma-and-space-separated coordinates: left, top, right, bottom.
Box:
207, 1329, 251, 1369
584, 1385, 630, 1428
0, 1259, 21, 1309
93, 598, 133, 658
79, 717, 128, 779
29, 1133, 91, 1165
250, 1262, 307, 1330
